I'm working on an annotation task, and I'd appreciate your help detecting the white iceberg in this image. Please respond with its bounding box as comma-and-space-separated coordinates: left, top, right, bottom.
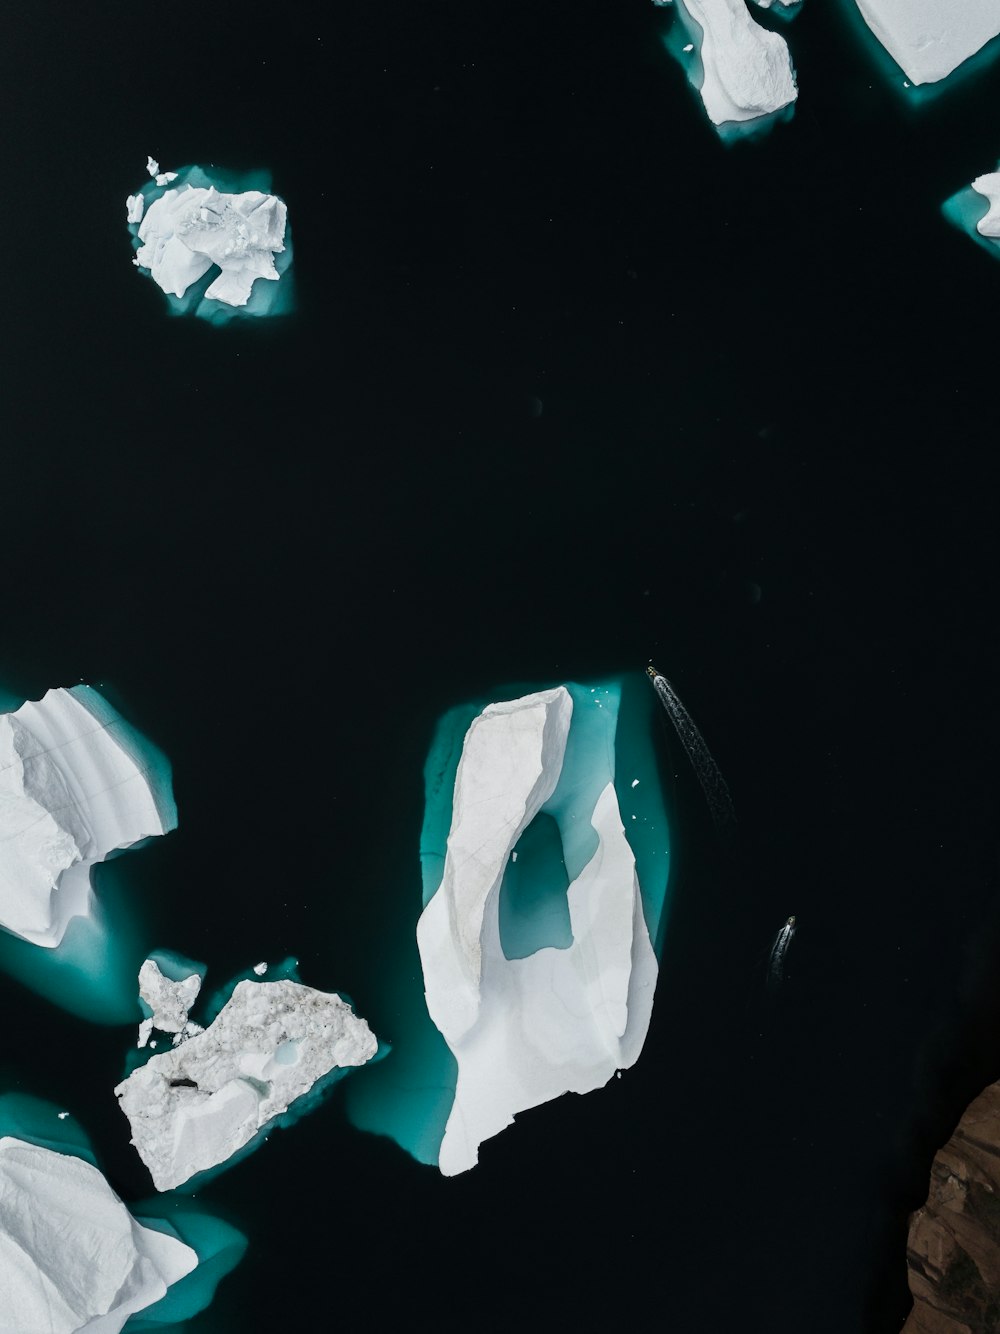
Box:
669, 0, 798, 130
116, 979, 378, 1191
138, 958, 203, 1049
0, 687, 173, 949
125, 193, 144, 224
416, 686, 658, 1176
852, 0, 1000, 85
134, 175, 288, 308
0, 1137, 196, 1333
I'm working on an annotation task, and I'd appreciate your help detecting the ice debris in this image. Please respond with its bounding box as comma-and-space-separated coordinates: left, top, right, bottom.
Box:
116, 978, 378, 1190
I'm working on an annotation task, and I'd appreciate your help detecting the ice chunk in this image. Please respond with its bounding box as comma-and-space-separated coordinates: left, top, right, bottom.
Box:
852, 0, 1000, 85
0, 1137, 196, 1333
134, 172, 288, 307
416, 686, 659, 1176
972, 171, 1000, 233
146, 155, 159, 177
138, 956, 204, 1048
671, 0, 798, 129
253, 961, 268, 975
116, 979, 378, 1190
0, 687, 174, 949
125, 193, 144, 224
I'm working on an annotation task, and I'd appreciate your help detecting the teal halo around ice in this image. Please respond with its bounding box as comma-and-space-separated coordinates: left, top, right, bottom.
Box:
0, 1092, 246, 1331
344, 673, 671, 1169
0, 683, 177, 1024
127, 162, 294, 325
942, 169, 1000, 261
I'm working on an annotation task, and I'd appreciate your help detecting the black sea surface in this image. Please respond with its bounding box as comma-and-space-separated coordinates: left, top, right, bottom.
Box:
4, 3, 1000, 1331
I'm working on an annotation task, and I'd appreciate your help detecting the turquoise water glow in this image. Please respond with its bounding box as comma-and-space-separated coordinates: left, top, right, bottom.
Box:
344, 673, 672, 1166
942, 175, 1000, 261
127, 164, 295, 324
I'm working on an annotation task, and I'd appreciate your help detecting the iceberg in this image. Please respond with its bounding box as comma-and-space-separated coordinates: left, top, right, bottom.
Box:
971, 171, 1000, 234
665, 0, 798, 136
416, 684, 663, 1176
127, 161, 294, 322
116, 978, 378, 1190
137, 954, 205, 1049
0, 687, 175, 951
0, 1137, 197, 1333
851, 0, 1000, 85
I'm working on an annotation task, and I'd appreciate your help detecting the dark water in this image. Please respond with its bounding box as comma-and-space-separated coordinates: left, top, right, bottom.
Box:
4, 3, 1000, 1331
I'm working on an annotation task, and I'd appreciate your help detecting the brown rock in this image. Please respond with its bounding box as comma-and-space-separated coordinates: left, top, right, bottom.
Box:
902, 1082, 1000, 1333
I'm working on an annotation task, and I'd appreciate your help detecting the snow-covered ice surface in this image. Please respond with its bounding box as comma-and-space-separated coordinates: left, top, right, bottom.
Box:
942, 161, 1000, 262
852, 0, 1000, 84
0, 1136, 197, 1333
416, 686, 659, 1176
138, 956, 205, 1049
127, 160, 294, 323
665, 0, 798, 137
116, 978, 378, 1190
0, 687, 175, 950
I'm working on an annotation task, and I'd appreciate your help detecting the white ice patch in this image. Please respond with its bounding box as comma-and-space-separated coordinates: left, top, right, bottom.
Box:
135, 179, 288, 307
676, 0, 798, 126
0, 1137, 196, 1333
125, 193, 145, 224
0, 689, 169, 948
972, 171, 1000, 234
137, 958, 203, 1048
116, 979, 377, 1190
852, 0, 1000, 84
416, 686, 658, 1177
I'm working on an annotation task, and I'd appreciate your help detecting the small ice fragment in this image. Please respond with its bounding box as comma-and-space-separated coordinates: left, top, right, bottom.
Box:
146, 155, 160, 178
57, 1112, 69, 1120
155, 171, 178, 186
253, 962, 268, 975
632, 779, 640, 788
683, 43, 694, 51
138, 1018, 154, 1049
126, 194, 145, 224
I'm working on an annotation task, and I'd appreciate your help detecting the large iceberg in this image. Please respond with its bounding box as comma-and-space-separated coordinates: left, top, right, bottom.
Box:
416, 683, 664, 1176
0, 1136, 197, 1333
0, 687, 175, 950
852, 0, 1000, 85
126, 161, 294, 323
664, 0, 798, 137
116, 977, 378, 1190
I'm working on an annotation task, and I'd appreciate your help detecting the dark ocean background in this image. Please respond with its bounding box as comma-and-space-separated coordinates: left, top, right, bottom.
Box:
4, 2, 1000, 1330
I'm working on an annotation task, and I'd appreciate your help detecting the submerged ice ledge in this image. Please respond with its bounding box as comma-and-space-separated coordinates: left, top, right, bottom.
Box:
416, 685, 659, 1176
116, 978, 378, 1190
0, 686, 174, 949
0, 1136, 196, 1333
126, 159, 294, 322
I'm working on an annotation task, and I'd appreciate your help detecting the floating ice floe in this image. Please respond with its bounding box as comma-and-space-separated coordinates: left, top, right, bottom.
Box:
664, 0, 798, 137
415, 684, 664, 1176
0, 1136, 197, 1333
138, 954, 205, 1049
116, 978, 378, 1190
127, 159, 293, 322
851, 0, 1000, 85
0, 687, 175, 951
